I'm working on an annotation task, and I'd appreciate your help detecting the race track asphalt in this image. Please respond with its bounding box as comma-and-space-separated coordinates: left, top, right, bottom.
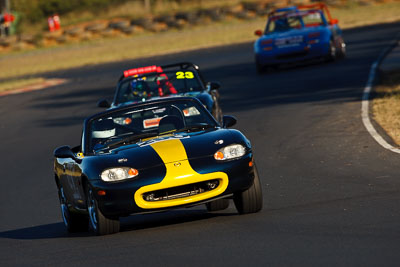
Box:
1, 22, 400, 266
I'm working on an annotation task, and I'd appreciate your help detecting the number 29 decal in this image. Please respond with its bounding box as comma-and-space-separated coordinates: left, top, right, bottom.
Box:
176, 71, 194, 79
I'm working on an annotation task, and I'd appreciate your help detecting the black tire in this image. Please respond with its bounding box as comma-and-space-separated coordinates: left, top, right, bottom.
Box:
85, 22, 107, 33
212, 103, 223, 124
206, 198, 230, 212
87, 187, 120, 235
233, 165, 263, 214
325, 40, 337, 62
58, 184, 88, 232
131, 18, 154, 30
336, 38, 346, 59
108, 20, 130, 30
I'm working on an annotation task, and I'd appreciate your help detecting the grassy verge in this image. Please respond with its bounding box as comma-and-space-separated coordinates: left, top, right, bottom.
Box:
373, 71, 400, 145
334, 1, 400, 28
0, 18, 264, 79
0, 2, 399, 91
16, 0, 250, 34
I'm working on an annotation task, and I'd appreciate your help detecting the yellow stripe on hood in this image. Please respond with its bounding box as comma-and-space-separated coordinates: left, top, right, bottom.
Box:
150, 139, 187, 163
134, 138, 228, 209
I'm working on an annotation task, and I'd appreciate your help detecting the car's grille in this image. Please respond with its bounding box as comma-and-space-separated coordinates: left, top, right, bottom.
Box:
143, 179, 220, 202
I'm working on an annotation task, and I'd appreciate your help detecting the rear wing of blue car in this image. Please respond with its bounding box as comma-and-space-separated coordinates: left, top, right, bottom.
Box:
268, 6, 298, 17
268, 3, 338, 25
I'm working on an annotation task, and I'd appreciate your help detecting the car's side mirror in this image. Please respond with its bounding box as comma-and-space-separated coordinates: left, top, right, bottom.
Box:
54, 146, 82, 163
254, 29, 263, 36
222, 115, 237, 128
54, 146, 74, 158
97, 99, 111, 108
330, 19, 339, 25
207, 81, 221, 90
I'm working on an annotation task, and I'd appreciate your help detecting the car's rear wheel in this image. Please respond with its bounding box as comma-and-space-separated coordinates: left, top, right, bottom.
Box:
233, 165, 263, 214
206, 198, 230, 212
325, 40, 337, 62
87, 187, 120, 235
336, 38, 346, 58
212, 103, 223, 124
57, 184, 88, 232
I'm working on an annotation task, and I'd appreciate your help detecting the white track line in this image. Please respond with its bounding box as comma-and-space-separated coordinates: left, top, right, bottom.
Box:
361, 39, 400, 153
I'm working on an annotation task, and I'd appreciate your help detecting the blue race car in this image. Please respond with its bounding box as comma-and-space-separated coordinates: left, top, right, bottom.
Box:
254, 3, 346, 73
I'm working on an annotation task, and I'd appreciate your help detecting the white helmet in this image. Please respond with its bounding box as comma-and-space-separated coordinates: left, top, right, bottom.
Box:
92, 118, 116, 138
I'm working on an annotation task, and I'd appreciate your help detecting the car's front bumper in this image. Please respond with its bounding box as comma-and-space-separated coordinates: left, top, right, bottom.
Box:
89, 153, 255, 217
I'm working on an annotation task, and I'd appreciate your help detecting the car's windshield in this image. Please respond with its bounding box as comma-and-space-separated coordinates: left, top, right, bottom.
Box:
266, 11, 324, 33
301, 11, 324, 27
87, 99, 217, 153
267, 16, 302, 33
115, 70, 204, 105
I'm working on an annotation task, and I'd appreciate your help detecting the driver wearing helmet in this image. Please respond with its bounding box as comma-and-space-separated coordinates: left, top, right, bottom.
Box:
91, 118, 116, 151
274, 17, 290, 32
129, 77, 152, 100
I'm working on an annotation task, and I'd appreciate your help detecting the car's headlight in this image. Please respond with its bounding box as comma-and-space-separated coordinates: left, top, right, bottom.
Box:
214, 144, 246, 160
101, 167, 139, 182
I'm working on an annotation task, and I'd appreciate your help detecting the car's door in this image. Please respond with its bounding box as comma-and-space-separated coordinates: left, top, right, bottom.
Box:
68, 161, 86, 210
58, 157, 75, 203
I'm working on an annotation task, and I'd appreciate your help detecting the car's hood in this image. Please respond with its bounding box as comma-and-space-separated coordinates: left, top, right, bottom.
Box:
112, 128, 245, 161
85, 128, 249, 172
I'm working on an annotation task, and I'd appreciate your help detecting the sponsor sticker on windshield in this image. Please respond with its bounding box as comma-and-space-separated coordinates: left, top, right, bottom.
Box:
143, 117, 162, 129
153, 108, 166, 114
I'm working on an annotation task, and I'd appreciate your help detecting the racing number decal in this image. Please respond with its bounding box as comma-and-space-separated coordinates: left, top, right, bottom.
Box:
176, 71, 194, 79
176, 72, 185, 79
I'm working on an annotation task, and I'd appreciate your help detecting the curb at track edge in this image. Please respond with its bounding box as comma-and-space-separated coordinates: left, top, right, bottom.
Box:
0, 78, 68, 97
361, 33, 400, 154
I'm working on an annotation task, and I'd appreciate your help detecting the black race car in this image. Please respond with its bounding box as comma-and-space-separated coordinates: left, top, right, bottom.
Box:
54, 97, 262, 235
98, 62, 223, 122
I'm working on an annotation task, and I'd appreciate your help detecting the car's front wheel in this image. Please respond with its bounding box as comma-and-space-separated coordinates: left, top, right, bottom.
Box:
87, 187, 120, 235
233, 165, 263, 214
57, 184, 88, 232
